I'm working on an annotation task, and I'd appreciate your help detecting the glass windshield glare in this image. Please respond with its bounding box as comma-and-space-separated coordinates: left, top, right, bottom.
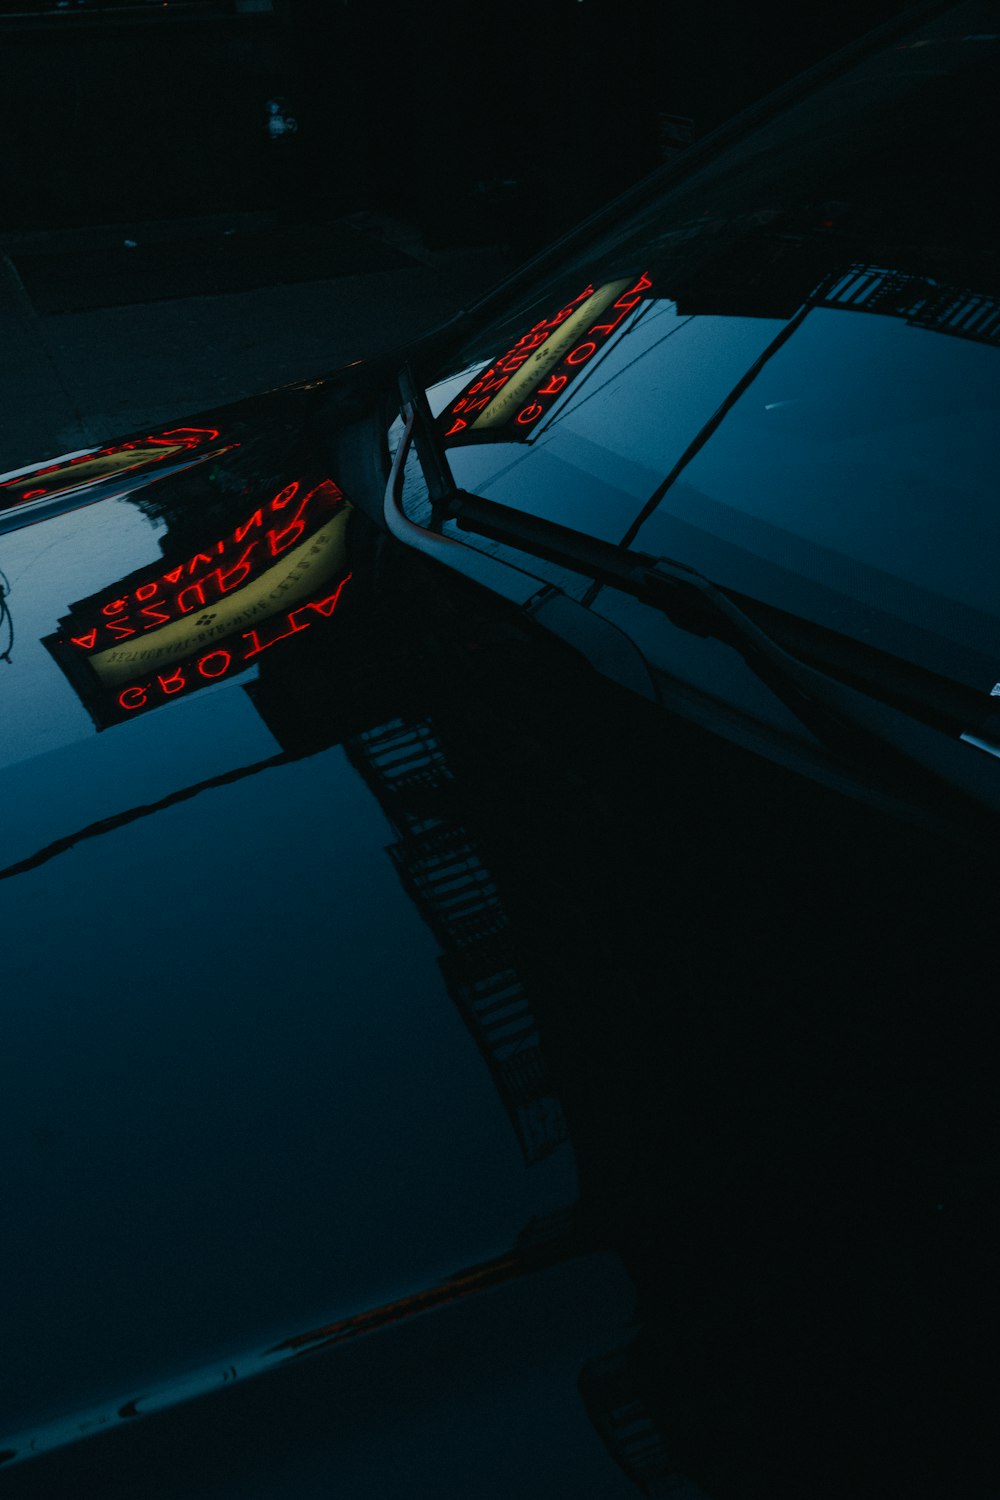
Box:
431, 2, 1000, 689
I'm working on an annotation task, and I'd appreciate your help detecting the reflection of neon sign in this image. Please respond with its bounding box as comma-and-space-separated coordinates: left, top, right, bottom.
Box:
114, 575, 352, 716
1, 428, 226, 510
66, 479, 342, 657
44, 476, 352, 728
440, 272, 652, 445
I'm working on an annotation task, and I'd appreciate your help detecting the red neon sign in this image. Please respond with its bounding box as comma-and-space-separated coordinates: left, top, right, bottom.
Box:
440, 272, 652, 445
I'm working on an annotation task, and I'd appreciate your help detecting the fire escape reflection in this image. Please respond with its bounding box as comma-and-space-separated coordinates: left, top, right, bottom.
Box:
818, 264, 1000, 345
345, 716, 568, 1165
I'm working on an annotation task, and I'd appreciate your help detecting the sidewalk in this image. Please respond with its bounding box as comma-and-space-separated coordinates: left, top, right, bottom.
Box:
0, 212, 513, 474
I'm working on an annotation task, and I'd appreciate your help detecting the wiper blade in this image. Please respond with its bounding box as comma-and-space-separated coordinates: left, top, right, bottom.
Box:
713, 588, 985, 736
397, 365, 992, 794
643, 556, 950, 767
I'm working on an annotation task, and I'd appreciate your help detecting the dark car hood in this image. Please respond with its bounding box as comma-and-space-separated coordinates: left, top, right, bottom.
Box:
0, 396, 657, 1493
3, 388, 998, 1500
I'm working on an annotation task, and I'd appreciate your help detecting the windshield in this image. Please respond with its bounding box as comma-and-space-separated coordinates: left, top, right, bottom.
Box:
422, 1, 1000, 691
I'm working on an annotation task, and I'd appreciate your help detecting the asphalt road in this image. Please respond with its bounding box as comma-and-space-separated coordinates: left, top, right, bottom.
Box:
0, 211, 513, 475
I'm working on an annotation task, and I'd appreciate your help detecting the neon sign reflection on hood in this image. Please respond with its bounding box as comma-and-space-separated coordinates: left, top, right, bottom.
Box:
440, 273, 652, 445
44, 478, 352, 728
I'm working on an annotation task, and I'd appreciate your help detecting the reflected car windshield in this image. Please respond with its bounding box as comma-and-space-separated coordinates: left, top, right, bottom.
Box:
434, 0, 1000, 689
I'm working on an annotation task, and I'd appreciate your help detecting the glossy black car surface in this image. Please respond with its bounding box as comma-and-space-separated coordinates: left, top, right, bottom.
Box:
1, 4, 997, 1497
379, 0, 1000, 847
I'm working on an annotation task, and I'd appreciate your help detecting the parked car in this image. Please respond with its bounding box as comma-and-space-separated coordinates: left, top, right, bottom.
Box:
1, 3, 996, 1497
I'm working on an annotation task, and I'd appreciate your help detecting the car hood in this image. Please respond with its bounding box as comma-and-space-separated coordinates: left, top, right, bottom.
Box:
3, 385, 996, 1500
0, 393, 653, 1494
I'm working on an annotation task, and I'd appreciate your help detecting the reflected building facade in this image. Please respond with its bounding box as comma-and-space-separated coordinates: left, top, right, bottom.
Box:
581, 1346, 710, 1500
817, 263, 1000, 346
344, 716, 568, 1165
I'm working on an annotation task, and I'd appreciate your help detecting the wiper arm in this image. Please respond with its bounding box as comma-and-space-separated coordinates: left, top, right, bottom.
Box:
399, 365, 457, 513
398, 362, 672, 596
397, 365, 990, 786
643, 556, 934, 766
451, 483, 985, 770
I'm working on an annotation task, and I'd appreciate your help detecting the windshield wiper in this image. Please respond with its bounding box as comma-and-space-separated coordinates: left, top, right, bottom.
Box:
397, 366, 994, 789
